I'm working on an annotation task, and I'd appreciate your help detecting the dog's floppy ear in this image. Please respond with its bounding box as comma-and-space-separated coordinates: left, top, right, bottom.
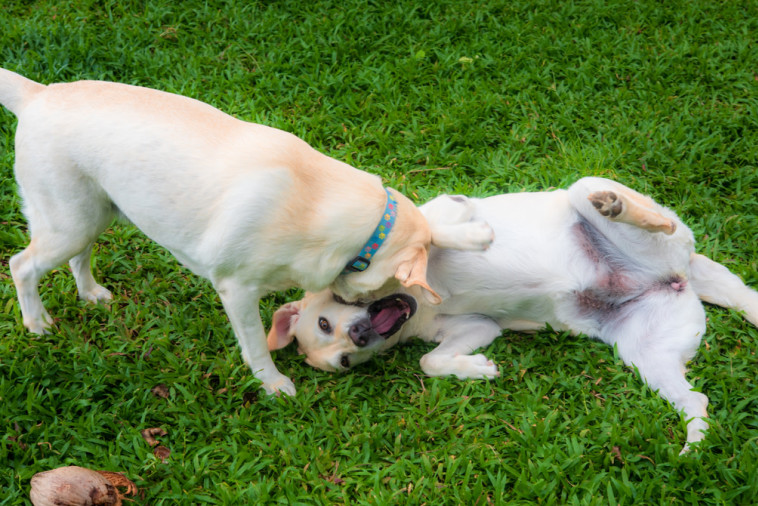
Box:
394, 247, 442, 305
267, 302, 302, 350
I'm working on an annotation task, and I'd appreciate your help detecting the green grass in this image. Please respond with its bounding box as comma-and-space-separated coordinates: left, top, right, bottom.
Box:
1, 0, 757, 503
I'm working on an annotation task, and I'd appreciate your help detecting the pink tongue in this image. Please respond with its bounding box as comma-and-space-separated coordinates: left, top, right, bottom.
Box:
371, 307, 401, 334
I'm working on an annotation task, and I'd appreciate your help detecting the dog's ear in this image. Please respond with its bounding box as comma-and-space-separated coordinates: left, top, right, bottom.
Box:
394, 247, 442, 305
267, 302, 302, 350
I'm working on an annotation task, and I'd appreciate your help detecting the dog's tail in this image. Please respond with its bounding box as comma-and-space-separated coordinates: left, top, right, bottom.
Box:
0, 68, 45, 116
690, 253, 758, 328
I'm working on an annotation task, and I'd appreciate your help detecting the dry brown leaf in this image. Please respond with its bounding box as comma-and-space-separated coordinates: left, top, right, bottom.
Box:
153, 445, 171, 463
140, 427, 167, 447
321, 474, 344, 485
151, 384, 170, 399
611, 445, 623, 464
8, 435, 27, 450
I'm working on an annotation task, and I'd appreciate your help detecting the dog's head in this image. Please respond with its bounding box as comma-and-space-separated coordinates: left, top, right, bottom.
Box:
267, 289, 417, 371
329, 188, 442, 306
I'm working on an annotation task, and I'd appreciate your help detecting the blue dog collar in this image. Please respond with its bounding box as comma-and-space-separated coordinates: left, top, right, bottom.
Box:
342, 188, 398, 274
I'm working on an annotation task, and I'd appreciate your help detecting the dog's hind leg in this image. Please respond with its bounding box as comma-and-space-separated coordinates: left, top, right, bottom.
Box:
588, 189, 676, 235
608, 289, 709, 453
10, 154, 114, 333
69, 243, 113, 304
419, 314, 501, 379
11, 234, 108, 334
689, 253, 758, 327
10, 244, 56, 334
568, 177, 680, 236
568, 177, 695, 275
633, 351, 710, 454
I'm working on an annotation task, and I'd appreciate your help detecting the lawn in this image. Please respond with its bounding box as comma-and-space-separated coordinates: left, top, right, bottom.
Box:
1, 0, 757, 503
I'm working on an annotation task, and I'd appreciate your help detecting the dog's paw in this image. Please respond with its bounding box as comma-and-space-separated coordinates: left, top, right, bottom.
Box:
81, 285, 113, 304
660, 220, 677, 235
680, 411, 708, 455
589, 190, 677, 235
421, 352, 499, 379
261, 375, 297, 396
589, 191, 623, 218
452, 353, 500, 379
24, 311, 53, 335
462, 221, 495, 251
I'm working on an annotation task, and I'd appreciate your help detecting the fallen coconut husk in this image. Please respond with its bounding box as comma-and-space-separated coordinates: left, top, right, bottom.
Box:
29, 465, 137, 506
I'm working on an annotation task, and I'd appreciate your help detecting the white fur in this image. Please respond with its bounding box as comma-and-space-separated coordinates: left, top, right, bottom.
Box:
276, 177, 758, 452
0, 69, 447, 396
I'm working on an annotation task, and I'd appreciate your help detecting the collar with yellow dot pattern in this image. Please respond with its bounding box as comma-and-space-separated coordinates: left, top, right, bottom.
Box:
342, 188, 398, 274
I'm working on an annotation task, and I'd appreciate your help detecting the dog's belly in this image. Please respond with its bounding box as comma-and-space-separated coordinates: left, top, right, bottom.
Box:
428, 192, 588, 328
427, 192, 690, 339
430, 269, 567, 324
105, 168, 283, 278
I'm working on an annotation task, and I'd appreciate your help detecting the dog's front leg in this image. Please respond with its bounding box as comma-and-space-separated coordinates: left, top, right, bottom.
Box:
419, 315, 501, 379
431, 222, 495, 251
213, 277, 296, 396
421, 195, 494, 251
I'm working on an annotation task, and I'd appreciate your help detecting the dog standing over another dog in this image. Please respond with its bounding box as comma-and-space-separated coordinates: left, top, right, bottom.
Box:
269, 177, 758, 451
0, 68, 493, 395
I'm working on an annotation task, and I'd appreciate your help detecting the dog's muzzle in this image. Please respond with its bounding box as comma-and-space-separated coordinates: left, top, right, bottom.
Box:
348, 294, 417, 347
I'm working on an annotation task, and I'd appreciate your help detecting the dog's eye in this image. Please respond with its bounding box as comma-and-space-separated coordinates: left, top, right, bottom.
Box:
340, 355, 350, 369
318, 317, 332, 334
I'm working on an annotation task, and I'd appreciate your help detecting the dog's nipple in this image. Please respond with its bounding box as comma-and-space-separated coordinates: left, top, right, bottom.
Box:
670, 279, 687, 292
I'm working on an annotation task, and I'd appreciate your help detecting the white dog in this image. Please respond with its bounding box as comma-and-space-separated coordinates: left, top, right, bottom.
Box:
0, 68, 493, 396
268, 177, 758, 450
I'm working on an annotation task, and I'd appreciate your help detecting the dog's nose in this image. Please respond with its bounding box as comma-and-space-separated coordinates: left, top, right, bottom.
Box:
349, 318, 373, 347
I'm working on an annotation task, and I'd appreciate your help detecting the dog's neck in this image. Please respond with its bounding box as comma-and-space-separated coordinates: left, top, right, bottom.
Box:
341, 188, 397, 275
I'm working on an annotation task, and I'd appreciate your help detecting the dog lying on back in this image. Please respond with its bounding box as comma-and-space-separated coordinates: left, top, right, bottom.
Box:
268, 177, 758, 451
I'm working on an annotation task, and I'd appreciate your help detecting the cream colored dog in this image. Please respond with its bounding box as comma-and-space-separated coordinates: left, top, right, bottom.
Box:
0, 68, 492, 395
269, 177, 758, 450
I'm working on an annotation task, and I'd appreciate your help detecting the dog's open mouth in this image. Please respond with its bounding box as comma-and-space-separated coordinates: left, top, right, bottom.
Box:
367, 294, 417, 338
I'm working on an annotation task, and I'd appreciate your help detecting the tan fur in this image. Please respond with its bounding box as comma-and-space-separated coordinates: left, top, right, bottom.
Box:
0, 68, 440, 396
589, 187, 677, 234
